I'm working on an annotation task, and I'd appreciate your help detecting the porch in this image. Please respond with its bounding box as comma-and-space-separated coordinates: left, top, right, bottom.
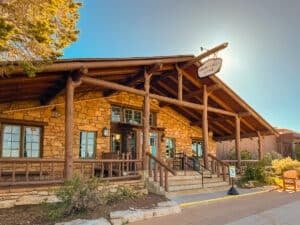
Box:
0, 43, 277, 192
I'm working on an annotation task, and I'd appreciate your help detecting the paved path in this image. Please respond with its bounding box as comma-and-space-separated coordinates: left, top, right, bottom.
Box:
131, 191, 300, 225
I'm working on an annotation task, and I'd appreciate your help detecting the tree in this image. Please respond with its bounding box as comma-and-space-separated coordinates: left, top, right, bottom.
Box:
0, 0, 82, 77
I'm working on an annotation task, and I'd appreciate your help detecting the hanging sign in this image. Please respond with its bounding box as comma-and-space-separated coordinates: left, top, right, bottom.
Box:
197, 58, 222, 78
229, 166, 236, 178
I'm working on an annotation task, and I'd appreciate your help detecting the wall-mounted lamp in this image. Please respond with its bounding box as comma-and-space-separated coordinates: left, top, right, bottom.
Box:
51, 106, 61, 118
102, 127, 109, 137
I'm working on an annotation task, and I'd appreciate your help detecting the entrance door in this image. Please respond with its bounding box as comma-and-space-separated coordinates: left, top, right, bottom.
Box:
149, 132, 157, 168
192, 140, 203, 158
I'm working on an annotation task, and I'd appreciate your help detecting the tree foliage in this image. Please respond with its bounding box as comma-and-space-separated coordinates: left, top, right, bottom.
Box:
0, 0, 82, 76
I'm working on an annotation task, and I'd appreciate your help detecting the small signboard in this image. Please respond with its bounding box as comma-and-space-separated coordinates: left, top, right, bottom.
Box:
229, 166, 236, 178
197, 58, 222, 78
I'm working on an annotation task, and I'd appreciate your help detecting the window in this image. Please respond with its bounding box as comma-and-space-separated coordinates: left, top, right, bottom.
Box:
192, 140, 203, 157
111, 106, 156, 126
79, 131, 96, 158
124, 108, 142, 125
1, 124, 41, 158
111, 106, 121, 122
165, 138, 175, 158
111, 133, 121, 152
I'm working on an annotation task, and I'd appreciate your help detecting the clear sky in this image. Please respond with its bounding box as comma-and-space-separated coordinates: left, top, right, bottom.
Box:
63, 0, 300, 132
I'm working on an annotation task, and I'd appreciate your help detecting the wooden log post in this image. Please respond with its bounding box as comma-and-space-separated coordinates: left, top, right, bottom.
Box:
176, 65, 183, 101
143, 71, 152, 170
64, 69, 84, 180
257, 131, 263, 160
202, 85, 209, 169
235, 115, 241, 169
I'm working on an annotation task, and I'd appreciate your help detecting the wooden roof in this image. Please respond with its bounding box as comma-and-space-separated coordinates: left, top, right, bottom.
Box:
0, 55, 277, 140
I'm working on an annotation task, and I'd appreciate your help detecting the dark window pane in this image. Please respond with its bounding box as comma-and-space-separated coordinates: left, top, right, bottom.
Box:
111, 107, 121, 122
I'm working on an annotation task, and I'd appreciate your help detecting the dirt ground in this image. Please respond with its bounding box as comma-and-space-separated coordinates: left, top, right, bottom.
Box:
0, 193, 167, 225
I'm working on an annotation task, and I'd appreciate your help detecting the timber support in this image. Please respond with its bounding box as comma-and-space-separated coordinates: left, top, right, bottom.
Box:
235, 115, 241, 168
202, 85, 209, 169
64, 68, 85, 179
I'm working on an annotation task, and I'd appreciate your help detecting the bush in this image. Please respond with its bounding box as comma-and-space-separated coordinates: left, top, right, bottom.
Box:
226, 149, 253, 160
295, 146, 300, 161
261, 151, 283, 166
271, 157, 300, 175
44, 175, 140, 220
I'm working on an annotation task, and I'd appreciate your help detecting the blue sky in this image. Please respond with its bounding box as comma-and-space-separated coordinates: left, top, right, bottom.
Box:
64, 0, 300, 132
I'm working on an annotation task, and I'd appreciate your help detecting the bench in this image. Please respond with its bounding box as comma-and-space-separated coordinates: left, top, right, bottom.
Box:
283, 170, 300, 191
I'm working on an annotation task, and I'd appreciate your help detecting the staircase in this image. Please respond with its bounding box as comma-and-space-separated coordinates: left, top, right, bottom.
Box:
145, 152, 231, 196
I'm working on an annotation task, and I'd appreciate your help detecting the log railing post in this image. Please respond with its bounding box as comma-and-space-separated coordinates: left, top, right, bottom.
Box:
257, 131, 263, 160
202, 85, 209, 169
154, 161, 158, 182
235, 116, 241, 169
165, 169, 169, 192
160, 166, 163, 186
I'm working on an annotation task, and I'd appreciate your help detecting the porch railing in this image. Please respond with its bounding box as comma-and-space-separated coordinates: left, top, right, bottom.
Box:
222, 159, 259, 174
0, 158, 143, 186
0, 158, 65, 186
208, 154, 230, 184
146, 152, 176, 192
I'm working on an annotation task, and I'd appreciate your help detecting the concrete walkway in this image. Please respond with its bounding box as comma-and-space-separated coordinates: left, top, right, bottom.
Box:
168, 186, 275, 206
225, 200, 300, 225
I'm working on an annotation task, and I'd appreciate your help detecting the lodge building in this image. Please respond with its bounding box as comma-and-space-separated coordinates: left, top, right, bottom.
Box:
0, 43, 277, 197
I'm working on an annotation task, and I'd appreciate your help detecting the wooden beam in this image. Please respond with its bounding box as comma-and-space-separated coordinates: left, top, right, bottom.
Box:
202, 85, 209, 169
103, 63, 163, 97
207, 84, 222, 95
235, 116, 241, 168
210, 75, 277, 136
143, 70, 152, 170
184, 89, 203, 99
180, 43, 228, 70
40, 67, 87, 105
82, 76, 146, 96
214, 130, 272, 141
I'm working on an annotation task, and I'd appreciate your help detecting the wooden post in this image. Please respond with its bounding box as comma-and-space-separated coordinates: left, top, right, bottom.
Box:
64, 70, 83, 180
65, 76, 75, 179
257, 132, 263, 160
235, 116, 241, 169
176, 65, 183, 101
202, 85, 209, 169
142, 71, 152, 170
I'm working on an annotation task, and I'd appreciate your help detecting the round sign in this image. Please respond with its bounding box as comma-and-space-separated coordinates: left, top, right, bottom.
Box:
197, 58, 222, 78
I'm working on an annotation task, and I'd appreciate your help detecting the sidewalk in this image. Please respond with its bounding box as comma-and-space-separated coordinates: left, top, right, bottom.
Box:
168, 186, 275, 206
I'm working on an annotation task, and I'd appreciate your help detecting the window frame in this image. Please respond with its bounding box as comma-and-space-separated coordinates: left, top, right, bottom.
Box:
165, 137, 176, 158
0, 122, 43, 158
111, 105, 156, 126
79, 130, 97, 159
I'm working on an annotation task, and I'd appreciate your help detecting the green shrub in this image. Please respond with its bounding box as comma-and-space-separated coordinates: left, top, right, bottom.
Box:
226, 149, 253, 160
44, 175, 140, 220
261, 151, 283, 166
295, 146, 300, 161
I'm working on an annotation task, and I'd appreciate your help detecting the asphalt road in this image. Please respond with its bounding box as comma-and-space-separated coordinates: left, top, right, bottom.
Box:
131, 191, 300, 225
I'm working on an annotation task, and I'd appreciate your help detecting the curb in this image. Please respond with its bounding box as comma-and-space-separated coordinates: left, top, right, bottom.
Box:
180, 188, 274, 208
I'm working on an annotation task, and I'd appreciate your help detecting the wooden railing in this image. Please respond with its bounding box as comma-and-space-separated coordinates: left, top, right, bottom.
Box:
0, 158, 143, 186
222, 159, 259, 174
74, 158, 143, 181
0, 158, 65, 186
146, 152, 176, 192
208, 154, 230, 184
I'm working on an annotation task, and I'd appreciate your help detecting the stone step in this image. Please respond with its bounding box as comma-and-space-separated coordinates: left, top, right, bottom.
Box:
166, 185, 231, 197
168, 180, 230, 192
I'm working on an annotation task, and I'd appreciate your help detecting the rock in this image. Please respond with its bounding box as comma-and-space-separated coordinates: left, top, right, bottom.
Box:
0, 200, 16, 209
56, 218, 111, 225
110, 218, 123, 225
15, 195, 59, 206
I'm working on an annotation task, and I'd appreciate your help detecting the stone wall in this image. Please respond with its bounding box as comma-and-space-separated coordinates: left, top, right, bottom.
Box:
0, 91, 216, 160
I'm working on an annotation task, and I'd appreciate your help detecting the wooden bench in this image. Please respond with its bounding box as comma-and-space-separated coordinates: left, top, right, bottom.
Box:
283, 170, 300, 191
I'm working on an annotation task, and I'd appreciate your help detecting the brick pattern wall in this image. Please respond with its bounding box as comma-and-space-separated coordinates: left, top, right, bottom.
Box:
0, 91, 216, 160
